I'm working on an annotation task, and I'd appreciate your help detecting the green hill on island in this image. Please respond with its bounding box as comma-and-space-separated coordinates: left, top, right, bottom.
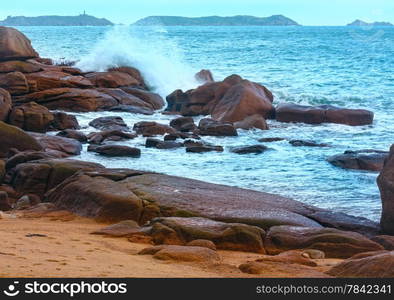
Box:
0, 14, 113, 26
133, 15, 300, 26
347, 19, 393, 26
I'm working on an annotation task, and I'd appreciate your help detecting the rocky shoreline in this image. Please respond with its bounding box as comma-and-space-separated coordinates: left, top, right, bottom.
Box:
0, 26, 393, 278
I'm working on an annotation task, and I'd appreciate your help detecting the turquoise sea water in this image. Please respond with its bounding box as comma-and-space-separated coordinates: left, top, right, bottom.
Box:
16, 25, 394, 221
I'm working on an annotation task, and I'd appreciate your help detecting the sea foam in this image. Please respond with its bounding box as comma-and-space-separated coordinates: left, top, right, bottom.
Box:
76, 26, 199, 97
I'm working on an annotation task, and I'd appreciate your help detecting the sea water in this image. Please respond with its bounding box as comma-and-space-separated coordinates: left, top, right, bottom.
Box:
15, 25, 394, 221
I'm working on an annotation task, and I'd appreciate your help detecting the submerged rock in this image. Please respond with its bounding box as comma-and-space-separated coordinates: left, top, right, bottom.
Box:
328, 149, 389, 172
289, 140, 330, 147
186, 145, 224, 153
230, 145, 268, 155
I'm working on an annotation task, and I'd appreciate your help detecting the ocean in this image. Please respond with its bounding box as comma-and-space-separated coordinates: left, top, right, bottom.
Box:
16, 25, 394, 221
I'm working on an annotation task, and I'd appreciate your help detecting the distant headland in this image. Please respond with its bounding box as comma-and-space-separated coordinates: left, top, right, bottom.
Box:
0, 13, 113, 26
347, 19, 393, 27
133, 15, 300, 26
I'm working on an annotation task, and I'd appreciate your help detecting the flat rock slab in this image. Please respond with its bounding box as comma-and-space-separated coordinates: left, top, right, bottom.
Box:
149, 217, 266, 253
121, 173, 379, 235
139, 245, 220, 263
264, 226, 383, 258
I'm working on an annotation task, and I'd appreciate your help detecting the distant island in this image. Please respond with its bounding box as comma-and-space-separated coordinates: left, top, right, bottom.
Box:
133, 15, 300, 26
0, 14, 113, 26
347, 19, 393, 26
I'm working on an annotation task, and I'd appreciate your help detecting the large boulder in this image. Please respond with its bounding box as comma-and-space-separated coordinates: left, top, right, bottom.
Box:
56, 130, 87, 143
29, 132, 82, 157
13, 88, 118, 112
46, 173, 144, 223
377, 144, 394, 234
276, 103, 374, 126
26, 70, 93, 91
0, 121, 43, 157
0, 71, 29, 95
264, 226, 383, 258
85, 71, 140, 88
0, 27, 39, 61
328, 150, 389, 172
9, 159, 104, 196
169, 117, 197, 132
327, 251, 394, 278
50, 112, 79, 131
0, 60, 42, 73
211, 80, 274, 122
149, 217, 266, 253
108, 66, 147, 89
198, 118, 238, 137
98, 88, 154, 110
8, 102, 54, 132
0, 88, 11, 121
121, 87, 165, 110
166, 75, 273, 119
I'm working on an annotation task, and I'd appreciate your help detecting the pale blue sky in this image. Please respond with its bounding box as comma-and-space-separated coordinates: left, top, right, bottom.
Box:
1, 0, 394, 26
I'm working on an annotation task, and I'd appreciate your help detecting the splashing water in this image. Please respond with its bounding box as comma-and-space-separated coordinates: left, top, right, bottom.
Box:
76, 26, 199, 96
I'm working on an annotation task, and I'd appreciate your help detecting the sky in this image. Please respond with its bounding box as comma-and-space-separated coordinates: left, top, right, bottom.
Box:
1, 0, 394, 26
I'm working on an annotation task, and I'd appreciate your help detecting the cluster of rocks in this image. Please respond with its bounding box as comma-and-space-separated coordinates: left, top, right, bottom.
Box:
0, 26, 393, 278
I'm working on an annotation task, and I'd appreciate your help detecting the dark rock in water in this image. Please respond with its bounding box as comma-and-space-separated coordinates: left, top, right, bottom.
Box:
234, 114, 269, 130
29, 132, 82, 157
133, 121, 176, 136
371, 236, 394, 250
276, 103, 374, 126
0, 121, 43, 157
164, 134, 178, 141
89, 116, 128, 131
195, 69, 214, 83
50, 112, 79, 130
145, 138, 182, 149
87, 130, 136, 145
377, 145, 394, 234
0, 88, 11, 122
10, 159, 103, 196
183, 140, 204, 148
0, 26, 39, 61
186, 145, 224, 153
264, 225, 383, 258
258, 137, 286, 143
88, 145, 141, 157
149, 217, 266, 253
169, 116, 197, 132
8, 102, 54, 133
290, 140, 330, 147
46, 173, 144, 223
328, 150, 389, 172
230, 145, 268, 155
108, 105, 154, 115
56, 130, 87, 143
326, 251, 394, 278
198, 118, 237, 137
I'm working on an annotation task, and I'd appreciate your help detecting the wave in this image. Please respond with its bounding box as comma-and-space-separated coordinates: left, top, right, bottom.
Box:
76, 26, 199, 97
